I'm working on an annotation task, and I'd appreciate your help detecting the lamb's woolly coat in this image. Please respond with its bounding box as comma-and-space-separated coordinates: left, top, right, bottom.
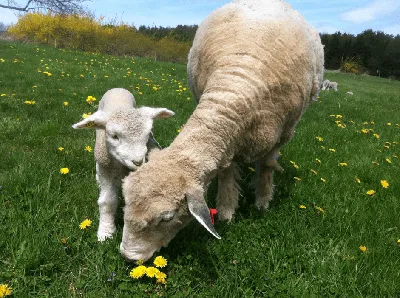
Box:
121, 0, 324, 261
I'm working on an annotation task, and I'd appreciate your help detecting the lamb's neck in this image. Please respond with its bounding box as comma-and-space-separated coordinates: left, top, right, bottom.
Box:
169, 94, 243, 184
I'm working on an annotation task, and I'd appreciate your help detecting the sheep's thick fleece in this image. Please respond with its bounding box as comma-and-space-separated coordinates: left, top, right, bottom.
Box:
121, 0, 324, 261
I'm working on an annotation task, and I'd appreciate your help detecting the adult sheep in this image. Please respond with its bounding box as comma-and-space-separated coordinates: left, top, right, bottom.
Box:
121, 0, 324, 261
72, 88, 174, 241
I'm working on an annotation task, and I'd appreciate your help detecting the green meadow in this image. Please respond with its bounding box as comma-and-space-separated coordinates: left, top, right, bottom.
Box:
0, 40, 399, 297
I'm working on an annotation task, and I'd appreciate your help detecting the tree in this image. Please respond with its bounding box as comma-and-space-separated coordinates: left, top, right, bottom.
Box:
0, 0, 88, 13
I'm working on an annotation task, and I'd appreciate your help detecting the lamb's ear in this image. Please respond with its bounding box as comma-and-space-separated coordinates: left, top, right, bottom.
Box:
141, 107, 175, 119
186, 188, 221, 239
72, 111, 109, 129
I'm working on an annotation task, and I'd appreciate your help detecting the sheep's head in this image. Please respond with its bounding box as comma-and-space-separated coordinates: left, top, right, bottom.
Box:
120, 153, 220, 262
72, 107, 174, 170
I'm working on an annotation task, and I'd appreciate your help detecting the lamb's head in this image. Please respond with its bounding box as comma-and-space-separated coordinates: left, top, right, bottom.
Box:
72, 107, 174, 170
120, 153, 220, 261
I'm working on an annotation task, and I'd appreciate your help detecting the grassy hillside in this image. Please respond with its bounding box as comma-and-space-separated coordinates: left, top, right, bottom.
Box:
0, 41, 399, 297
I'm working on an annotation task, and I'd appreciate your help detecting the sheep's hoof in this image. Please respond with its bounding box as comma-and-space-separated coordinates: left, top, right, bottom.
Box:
255, 200, 270, 211
217, 209, 235, 223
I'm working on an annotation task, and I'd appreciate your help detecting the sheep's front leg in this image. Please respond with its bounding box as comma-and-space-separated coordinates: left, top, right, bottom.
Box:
255, 148, 282, 210
216, 162, 240, 222
96, 163, 119, 241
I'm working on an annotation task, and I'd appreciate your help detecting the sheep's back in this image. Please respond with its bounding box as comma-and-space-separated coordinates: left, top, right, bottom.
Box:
187, 0, 324, 162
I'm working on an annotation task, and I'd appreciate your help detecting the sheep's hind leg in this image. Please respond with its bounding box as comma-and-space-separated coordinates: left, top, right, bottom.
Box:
216, 162, 240, 222
255, 148, 282, 210
96, 164, 119, 241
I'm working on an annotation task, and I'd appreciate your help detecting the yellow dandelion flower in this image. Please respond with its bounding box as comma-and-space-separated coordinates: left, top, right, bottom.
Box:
84, 146, 93, 152
153, 256, 168, 268
299, 205, 307, 209
363, 121, 369, 125
366, 190, 376, 196
130, 266, 147, 279
60, 168, 69, 174
86, 95, 96, 104
321, 178, 327, 183
63, 101, 69, 106
336, 115, 343, 119
316, 158, 321, 164
155, 271, 167, 279
145, 267, 160, 278
315, 136, 323, 142
361, 128, 369, 134
139, 92, 143, 95
248, 167, 255, 172
0, 58, 5, 62
294, 177, 302, 181
372, 161, 379, 165
373, 133, 380, 139
0, 284, 12, 297
397, 239, 400, 245
316, 206, 325, 213
329, 148, 336, 152
380, 180, 389, 189
339, 162, 348, 167
156, 278, 167, 284
79, 219, 92, 229
58, 147, 64, 151
0, 94, 6, 97
311, 169, 318, 175
177, 129, 181, 133
337, 123, 346, 128
387, 123, 392, 126
386, 158, 391, 164
355, 177, 361, 184
186, 97, 191, 100
359, 245, 367, 253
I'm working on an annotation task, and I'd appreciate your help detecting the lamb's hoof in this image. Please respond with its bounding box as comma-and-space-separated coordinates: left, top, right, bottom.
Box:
97, 226, 116, 242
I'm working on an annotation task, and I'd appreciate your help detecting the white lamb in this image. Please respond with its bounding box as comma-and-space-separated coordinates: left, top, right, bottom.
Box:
321, 79, 338, 91
72, 88, 174, 241
120, 0, 324, 261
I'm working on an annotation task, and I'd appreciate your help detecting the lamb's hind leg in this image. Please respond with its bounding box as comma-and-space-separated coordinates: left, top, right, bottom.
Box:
96, 163, 119, 241
216, 162, 240, 222
255, 148, 282, 210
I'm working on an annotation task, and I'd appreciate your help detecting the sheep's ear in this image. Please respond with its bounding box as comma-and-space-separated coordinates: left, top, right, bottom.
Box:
141, 107, 175, 119
186, 188, 221, 239
72, 111, 109, 129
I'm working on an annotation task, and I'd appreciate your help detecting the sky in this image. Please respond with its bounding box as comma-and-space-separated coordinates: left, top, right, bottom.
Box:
0, 0, 399, 35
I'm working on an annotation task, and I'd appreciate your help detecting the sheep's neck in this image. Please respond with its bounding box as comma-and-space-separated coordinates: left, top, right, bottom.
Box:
170, 94, 242, 184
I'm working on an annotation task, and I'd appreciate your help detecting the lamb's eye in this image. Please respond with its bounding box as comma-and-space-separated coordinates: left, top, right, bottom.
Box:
111, 134, 119, 140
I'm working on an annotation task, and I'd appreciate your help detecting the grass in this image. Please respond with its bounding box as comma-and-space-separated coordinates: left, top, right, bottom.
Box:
0, 40, 399, 297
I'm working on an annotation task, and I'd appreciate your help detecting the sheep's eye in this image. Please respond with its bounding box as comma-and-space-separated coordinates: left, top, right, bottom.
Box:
111, 134, 119, 140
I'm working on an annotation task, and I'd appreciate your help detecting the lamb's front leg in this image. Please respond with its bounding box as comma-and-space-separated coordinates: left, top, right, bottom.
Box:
96, 163, 120, 241
255, 148, 282, 210
216, 162, 240, 222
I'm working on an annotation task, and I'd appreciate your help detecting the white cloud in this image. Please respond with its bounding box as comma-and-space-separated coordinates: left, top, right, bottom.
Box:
383, 24, 400, 35
317, 25, 341, 34
341, 0, 400, 24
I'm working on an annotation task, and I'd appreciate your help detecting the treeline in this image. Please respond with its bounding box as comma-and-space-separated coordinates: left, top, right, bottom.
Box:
7, 12, 400, 79
320, 30, 400, 79
137, 25, 198, 43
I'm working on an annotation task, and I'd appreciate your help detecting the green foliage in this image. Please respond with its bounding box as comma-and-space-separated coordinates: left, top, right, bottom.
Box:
321, 30, 400, 79
340, 56, 363, 74
0, 40, 400, 297
8, 12, 191, 63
